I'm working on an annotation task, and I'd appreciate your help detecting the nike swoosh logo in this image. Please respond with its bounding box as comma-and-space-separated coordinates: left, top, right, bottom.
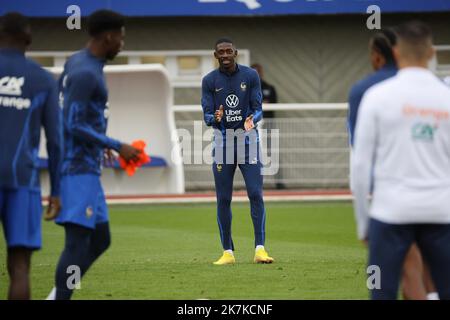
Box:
215, 88, 223, 92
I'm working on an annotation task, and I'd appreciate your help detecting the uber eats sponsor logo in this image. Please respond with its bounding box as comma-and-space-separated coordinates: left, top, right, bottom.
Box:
0, 76, 31, 110
412, 122, 438, 141
225, 109, 242, 122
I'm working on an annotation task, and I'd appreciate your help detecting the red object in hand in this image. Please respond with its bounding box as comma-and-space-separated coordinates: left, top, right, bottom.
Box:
118, 140, 151, 176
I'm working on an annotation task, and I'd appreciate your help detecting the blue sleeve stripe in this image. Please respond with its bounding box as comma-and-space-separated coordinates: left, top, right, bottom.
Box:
11, 92, 47, 188
29, 146, 40, 189
253, 110, 263, 123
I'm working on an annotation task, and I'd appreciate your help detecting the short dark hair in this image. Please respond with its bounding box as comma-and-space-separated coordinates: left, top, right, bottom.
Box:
0, 12, 30, 38
370, 28, 397, 65
215, 37, 234, 49
88, 10, 125, 37
393, 20, 433, 60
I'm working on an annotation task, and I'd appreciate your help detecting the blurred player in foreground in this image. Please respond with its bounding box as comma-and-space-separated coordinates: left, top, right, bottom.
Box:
352, 20, 450, 300
46, 10, 141, 300
348, 29, 437, 300
202, 38, 274, 265
0, 12, 62, 299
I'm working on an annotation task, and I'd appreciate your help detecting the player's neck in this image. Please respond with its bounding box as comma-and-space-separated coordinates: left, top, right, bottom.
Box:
220, 63, 237, 75
398, 60, 429, 70
86, 40, 107, 61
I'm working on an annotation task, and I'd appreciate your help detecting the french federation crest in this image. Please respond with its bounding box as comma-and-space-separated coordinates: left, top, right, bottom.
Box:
240, 82, 247, 91
217, 164, 223, 172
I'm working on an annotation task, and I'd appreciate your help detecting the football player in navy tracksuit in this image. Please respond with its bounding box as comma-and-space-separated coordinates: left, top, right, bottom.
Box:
0, 13, 62, 299
46, 10, 141, 300
202, 38, 274, 265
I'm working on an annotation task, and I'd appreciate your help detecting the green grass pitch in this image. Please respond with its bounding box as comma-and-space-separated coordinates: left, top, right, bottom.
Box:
0, 201, 369, 299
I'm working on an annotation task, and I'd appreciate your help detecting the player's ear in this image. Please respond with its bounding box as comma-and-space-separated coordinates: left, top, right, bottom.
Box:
214, 50, 219, 59
234, 49, 238, 57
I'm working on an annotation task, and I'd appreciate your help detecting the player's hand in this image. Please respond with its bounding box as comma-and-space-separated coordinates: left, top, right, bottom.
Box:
44, 197, 61, 221
104, 149, 116, 167
244, 114, 255, 131
214, 105, 224, 123
119, 143, 141, 162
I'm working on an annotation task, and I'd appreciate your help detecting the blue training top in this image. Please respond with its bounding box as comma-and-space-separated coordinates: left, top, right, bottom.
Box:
347, 63, 398, 146
201, 64, 263, 140
0, 48, 62, 196
59, 48, 122, 176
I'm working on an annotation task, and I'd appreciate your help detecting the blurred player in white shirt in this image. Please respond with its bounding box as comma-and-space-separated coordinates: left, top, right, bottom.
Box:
352, 20, 450, 300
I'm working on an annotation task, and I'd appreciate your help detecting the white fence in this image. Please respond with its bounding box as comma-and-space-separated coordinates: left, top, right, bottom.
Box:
173, 103, 350, 190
